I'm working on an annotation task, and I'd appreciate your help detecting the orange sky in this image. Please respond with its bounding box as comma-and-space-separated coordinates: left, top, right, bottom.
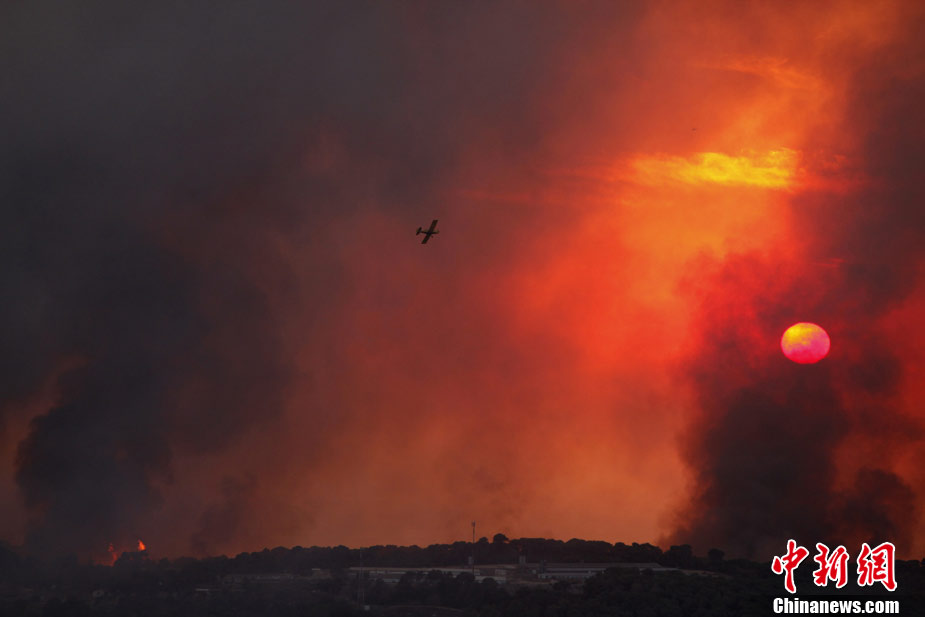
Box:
2, 1, 923, 561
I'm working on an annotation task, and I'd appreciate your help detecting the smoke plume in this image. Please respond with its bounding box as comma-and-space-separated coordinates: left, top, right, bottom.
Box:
673, 10, 925, 558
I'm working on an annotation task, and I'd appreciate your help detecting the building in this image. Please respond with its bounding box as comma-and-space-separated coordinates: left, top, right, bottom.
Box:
347, 561, 675, 585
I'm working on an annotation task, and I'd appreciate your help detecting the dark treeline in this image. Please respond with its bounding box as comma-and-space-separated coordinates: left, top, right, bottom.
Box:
1, 538, 923, 617
0, 536, 710, 578
180, 536, 681, 573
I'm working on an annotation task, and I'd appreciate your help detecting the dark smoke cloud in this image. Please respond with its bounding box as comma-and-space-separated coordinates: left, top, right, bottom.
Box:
190, 476, 257, 557
673, 13, 925, 559
1, 1, 643, 558
0, 1, 394, 558
0, 1, 445, 558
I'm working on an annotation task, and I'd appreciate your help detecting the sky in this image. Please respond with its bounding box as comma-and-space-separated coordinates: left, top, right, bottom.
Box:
1, 1, 924, 563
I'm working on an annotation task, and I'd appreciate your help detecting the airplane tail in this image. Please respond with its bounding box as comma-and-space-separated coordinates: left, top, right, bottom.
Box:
416, 227, 422, 235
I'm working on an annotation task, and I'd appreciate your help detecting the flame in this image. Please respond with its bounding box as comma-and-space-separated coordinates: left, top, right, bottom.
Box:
99, 540, 146, 566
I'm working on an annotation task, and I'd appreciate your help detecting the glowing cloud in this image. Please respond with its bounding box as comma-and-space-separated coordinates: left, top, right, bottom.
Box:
699, 56, 824, 91
632, 149, 799, 188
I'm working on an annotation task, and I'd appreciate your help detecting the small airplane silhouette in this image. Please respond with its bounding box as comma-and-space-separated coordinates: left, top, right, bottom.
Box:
416, 219, 439, 244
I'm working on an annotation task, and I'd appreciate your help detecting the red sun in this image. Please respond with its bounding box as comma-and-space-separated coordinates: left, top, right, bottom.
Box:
781, 322, 830, 364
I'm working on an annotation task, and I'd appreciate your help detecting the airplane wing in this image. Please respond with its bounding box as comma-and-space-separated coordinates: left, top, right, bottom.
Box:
421, 234, 431, 244
428, 219, 439, 233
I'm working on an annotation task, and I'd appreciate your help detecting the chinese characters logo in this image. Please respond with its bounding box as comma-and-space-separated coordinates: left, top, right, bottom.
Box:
772, 540, 896, 593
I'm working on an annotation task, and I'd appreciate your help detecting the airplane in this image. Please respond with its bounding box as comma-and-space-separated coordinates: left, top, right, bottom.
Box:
416, 219, 439, 244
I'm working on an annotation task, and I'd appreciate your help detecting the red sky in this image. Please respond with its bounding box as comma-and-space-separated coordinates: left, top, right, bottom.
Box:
1, 1, 923, 561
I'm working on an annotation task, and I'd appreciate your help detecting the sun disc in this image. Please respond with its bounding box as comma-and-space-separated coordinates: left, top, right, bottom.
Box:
781, 322, 830, 364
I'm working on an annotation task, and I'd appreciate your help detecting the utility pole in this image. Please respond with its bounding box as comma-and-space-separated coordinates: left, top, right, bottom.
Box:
357, 549, 365, 607
471, 521, 476, 576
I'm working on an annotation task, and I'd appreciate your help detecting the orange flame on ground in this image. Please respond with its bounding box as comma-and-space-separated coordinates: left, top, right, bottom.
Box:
99, 540, 146, 566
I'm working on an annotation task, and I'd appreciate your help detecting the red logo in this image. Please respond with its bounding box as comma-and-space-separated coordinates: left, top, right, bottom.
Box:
772, 540, 898, 593
813, 543, 850, 588
857, 542, 897, 592
772, 539, 809, 594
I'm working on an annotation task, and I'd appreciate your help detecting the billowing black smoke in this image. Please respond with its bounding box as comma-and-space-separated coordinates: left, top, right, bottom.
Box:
674, 19, 925, 559
0, 1, 402, 558
1, 1, 641, 559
